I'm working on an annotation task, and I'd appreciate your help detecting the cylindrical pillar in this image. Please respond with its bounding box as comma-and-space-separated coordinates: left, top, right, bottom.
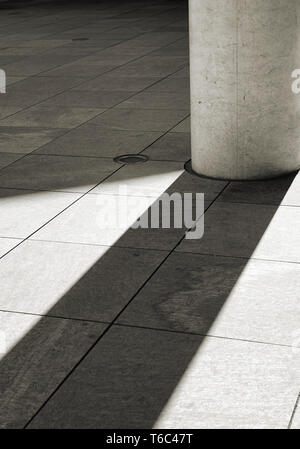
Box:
189, 0, 300, 180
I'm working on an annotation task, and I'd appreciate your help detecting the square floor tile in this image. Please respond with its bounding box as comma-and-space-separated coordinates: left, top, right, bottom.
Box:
152, 46, 189, 58
31, 193, 161, 247
2, 76, 86, 107
0, 188, 80, 238
109, 56, 187, 78
35, 127, 162, 158
172, 116, 190, 132
127, 32, 185, 47
92, 42, 156, 56
218, 172, 300, 206
5, 76, 28, 86
88, 108, 189, 131
0, 153, 24, 169
0, 154, 118, 193
114, 196, 210, 251
0, 48, 46, 56
0, 105, 106, 129
4, 54, 83, 76
144, 132, 191, 161
177, 201, 300, 263
118, 252, 300, 346
169, 66, 189, 78
42, 46, 100, 56
0, 55, 24, 67
116, 92, 190, 110
0, 311, 106, 428
0, 237, 21, 257
77, 52, 137, 66
152, 41, 189, 57
74, 75, 161, 92
66, 39, 122, 48
27, 325, 300, 429
41, 90, 135, 108
92, 161, 226, 200
41, 62, 116, 78
15, 39, 71, 48
0, 240, 167, 320
101, 27, 149, 40
145, 77, 189, 93
165, 171, 227, 199
154, 334, 300, 429
32, 188, 209, 251
0, 107, 22, 120
0, 127, 66, 154
92, 160, 184, 197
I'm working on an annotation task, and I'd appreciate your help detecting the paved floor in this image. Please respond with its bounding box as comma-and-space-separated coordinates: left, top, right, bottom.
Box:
0, 0, 300, 429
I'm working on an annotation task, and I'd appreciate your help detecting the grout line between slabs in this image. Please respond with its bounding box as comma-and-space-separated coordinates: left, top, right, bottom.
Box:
0, 307, 296, 351
288, 393, 300, 429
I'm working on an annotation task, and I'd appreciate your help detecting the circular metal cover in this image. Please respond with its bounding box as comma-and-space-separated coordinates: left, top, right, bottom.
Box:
114, 154, 149, 165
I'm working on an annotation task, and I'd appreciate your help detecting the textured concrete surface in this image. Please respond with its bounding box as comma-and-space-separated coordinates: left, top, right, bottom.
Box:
189, 0, 300, 179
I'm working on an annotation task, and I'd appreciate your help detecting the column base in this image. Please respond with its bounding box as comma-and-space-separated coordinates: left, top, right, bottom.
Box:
184, 160, 299, 183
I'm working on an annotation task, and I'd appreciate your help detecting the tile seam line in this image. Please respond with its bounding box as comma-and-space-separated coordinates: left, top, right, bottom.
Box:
216, 199, 300, 208
134, 110, 190, 157
2, 237, 172, 253
0, 236, 21, 241
23, 180, 230, 429
22, 237, 300, 266
0, 307, 296, 351
0, 307, 110, 325
172, 250, 300, 266
288, 393, 300, 429
114, 322, 300, 350
0, 187, 212, 200
0, 153, 117, 161
83, 192, 300, 210
205, 199, 300, 209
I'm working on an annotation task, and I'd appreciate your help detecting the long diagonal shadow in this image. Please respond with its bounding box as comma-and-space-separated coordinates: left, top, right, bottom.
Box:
0, 165, 298, 428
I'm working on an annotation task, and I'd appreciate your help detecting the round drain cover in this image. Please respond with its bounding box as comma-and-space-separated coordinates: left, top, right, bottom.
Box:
114, 154, 149, 165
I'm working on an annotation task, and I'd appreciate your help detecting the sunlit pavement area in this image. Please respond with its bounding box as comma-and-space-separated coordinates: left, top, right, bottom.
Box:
0, 0, 300, 429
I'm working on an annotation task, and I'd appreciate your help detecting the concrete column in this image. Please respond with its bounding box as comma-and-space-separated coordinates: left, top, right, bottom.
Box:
189, 0, 300, 180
